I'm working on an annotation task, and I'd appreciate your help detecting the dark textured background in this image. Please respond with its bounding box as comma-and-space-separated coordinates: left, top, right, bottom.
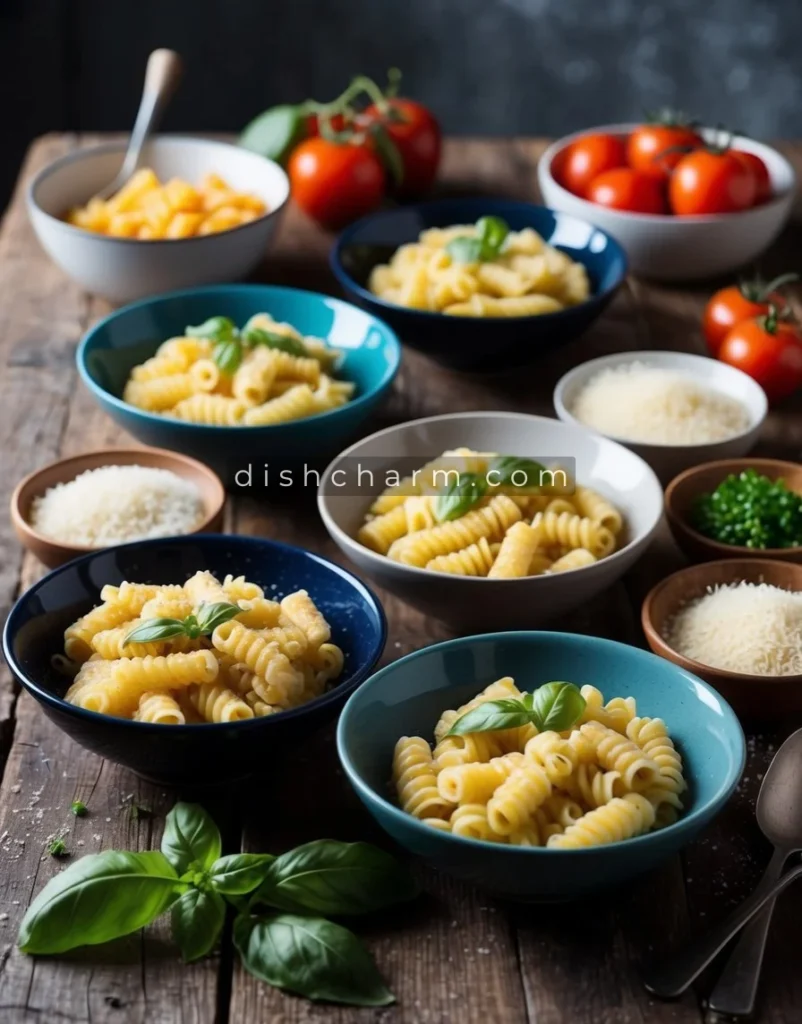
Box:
2, 0, 799, 209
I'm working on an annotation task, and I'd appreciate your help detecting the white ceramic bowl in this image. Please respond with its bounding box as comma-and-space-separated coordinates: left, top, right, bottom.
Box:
27, 136, 290, 304
554, 350, 768, 483
318, 411, 663, 632
538, 124, 795, 281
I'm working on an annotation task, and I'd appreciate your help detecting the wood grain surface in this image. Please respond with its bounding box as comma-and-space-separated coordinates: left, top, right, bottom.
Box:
0, 134, 800, 1024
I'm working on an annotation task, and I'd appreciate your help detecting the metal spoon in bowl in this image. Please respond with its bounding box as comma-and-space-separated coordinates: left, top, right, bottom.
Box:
643, 727, 802, 1000
94, 48, 183, 201
706, 727, 802, 1016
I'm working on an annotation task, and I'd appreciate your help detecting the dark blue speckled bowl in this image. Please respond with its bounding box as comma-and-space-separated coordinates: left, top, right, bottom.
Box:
330, 198, 627, 372
4, 535, 386, 787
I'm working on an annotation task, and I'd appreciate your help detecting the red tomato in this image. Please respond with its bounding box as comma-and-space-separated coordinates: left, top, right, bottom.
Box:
719, 315, 802, 403
669, 150, 756, 215
703, 276, 794, 354
587, 168, 667, 214
558, 133, 627, 198
364, 98, 441, 197
732, 150, 773, 204
627, 123, 702, 181
288, 138, 386, 230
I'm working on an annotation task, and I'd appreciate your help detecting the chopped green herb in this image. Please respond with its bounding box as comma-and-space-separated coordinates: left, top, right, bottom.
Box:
692, 469, 802, 549
48, 838, 68, 858
70, 801, 87, 817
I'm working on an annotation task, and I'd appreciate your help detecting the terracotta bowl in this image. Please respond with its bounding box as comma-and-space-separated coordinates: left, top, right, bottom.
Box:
642, 558, 802, 719
11, 447, 226, 568
665, 458, 802, 565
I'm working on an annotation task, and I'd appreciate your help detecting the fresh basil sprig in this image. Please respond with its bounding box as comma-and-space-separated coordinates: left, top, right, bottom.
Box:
186, 316, 238, 343
434, 472, 488, 523
489, 455, 547, 492
18, 802, 414, 1008
124, 602, 240, 646
446, 215, 510, 264
212, 337, 244, 375
448, 681, 586, 736
242, 326, 307, 358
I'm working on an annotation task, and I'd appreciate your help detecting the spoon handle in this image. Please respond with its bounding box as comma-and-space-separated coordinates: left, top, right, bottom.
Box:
706, 847, 790, 1017
119, 49, 183, 182
642, 862, 802, 999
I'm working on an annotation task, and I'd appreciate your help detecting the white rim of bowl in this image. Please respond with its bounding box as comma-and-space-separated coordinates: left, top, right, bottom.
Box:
538, 123, 796, 224
317, 409, 663, 582
27, 135, 290, 247
553, 350, 769, 450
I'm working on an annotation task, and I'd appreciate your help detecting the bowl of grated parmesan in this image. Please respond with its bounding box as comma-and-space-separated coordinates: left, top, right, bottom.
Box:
642, 558, 802, 718
11, 447, 225, 567
554, 351, 768, 482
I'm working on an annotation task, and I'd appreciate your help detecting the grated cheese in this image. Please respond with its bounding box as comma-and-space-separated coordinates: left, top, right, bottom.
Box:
570, 362, 750, 445
30, 465, 205, 547
665, 582, 802, 676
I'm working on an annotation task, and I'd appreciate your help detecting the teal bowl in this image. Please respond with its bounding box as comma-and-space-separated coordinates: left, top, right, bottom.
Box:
337, 631, 745, 901
77, 284, 401, 485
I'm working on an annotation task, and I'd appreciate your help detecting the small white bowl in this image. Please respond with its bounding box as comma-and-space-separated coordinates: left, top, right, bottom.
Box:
318, 411, 663, 632
538, 124, 795, 281
27, 136, 290, 304
554, 350, 768, 483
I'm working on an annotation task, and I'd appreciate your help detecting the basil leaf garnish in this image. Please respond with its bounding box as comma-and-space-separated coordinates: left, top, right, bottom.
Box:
233, 912, 395, 1007
434, 472, 487, 523
252, 840, 418, 916
532, 682, 586, 733
242, 326, 307, 358
213, 337, 243, 375
171, 888, 226, 963
447, 698, 534, 736
124, 617, 188, 645
162, 803, 221, 876
476, 215, 509, 254
186, 316, 237, 343
194, 602, 241, 635
208, 853, 276, 896
489, 455, 547, 492
445, 236, 484, 264
446, 216, 510, 264
18, 851, 181, 954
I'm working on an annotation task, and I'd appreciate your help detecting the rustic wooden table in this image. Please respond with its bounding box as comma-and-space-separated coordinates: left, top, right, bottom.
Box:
1, 135, 802, 1024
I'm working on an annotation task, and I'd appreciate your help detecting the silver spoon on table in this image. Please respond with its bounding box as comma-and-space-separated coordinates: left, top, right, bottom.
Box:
94, 48, 183, 201
706, 727, 802, 1016
643, 727, 802, 1000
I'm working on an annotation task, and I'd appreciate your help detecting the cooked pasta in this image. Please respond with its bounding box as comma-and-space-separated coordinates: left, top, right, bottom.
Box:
57, 570, 344, 724
122, 313, 354, 427
369, 220, 591, 316
356, 448, 625, 577
391, 678, 686, 847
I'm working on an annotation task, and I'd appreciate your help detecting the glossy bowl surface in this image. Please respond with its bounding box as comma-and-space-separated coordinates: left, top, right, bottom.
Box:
337, 631, 745, 900
10, 446, 226, 568
3, 534, 387, 786
318, 411, 663, 632
330, 198, 627, 372
554, 350, 768, 483
538, 125, 795, 281
642, 558, 802, 719
665, 458, 802, 565
77, 283, 401, 484
28, 136, 290, 303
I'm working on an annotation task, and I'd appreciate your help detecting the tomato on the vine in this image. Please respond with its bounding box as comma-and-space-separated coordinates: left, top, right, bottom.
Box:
669, 148, 756, 215
364, 98, 441, 197
627, 118, 702, 182
288, 138, 386, 230
719, 309, 802, 404
703, 274, 796, 354
557, 133, 627, 198
731, 150, 772, 204
586, 168, 667, 214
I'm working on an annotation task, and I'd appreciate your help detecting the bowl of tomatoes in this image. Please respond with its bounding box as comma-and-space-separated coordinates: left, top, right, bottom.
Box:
538, 119, 795, 282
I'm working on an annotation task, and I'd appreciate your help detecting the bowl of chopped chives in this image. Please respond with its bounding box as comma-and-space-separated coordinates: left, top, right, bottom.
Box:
642, 558, 802, 719
11, 447, 226, 568
665, 458, 802, 565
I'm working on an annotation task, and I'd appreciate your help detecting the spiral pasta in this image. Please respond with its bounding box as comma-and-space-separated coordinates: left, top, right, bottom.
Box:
531, 511, 615, 558
426, 537, 496, 576
392, 677, 685, 848
59, 573, 344, 723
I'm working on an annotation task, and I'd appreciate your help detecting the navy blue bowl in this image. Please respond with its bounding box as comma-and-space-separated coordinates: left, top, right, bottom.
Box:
3, 535, 387, 787
77, 284, 401, 484
330, 198, 628, 372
